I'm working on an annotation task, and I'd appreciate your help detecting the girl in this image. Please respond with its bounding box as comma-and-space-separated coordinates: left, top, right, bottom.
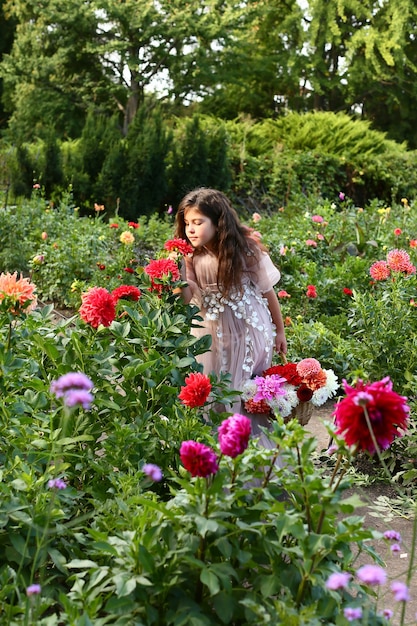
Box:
175, 188, 287, 435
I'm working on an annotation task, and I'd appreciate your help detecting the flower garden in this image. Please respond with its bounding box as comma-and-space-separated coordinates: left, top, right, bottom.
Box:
0, 189, 417, 625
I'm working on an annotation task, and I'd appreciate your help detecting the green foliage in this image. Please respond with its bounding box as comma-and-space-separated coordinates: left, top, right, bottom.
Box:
0, 294, 388, 624
167, 115, 232, 207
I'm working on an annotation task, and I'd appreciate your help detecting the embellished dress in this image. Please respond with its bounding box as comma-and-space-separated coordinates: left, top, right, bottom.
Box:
184, 245, 281, 442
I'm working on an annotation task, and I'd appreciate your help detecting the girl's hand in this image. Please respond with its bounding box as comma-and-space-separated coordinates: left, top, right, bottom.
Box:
275, 331, 287, 354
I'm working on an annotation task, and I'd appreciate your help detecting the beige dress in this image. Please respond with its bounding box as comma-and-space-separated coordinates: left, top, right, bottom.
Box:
185, 246, 281, 446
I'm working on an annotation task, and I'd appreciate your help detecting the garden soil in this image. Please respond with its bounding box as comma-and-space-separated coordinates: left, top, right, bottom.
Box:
306, 402, 417, 625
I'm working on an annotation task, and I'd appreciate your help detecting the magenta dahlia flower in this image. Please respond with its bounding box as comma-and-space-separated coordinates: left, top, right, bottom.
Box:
180, 440, 219, 477
218, 413, 251, 458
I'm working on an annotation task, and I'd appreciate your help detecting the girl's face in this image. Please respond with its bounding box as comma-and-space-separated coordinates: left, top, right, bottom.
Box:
184, 207, 217, 249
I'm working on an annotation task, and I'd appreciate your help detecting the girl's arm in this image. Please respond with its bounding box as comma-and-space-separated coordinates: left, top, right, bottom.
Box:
265, 289, 287, 354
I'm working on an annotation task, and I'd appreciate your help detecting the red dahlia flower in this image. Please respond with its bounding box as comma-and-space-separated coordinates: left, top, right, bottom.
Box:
264, 363, 302, 386
144, 258, 180, 292
218, 413, 251, 458
180, 440, 219, 477
178, 372, 212, 407
111, 285, 141, 303
79, 287, 116, 328
306, 285, 318, 298
333, 377, 409, 454
297, 385, 314, 402
164, 238, 194, 256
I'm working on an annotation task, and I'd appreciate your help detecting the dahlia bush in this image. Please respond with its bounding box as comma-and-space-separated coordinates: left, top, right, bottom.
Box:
1, 191, 417, 623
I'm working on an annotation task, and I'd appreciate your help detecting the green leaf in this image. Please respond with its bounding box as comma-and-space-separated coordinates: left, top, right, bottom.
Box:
113, 572, 137, 597
200, 568, 220, 595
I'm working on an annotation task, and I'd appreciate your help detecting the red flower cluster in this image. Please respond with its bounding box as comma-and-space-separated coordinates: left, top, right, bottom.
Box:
112, 285, 141, 303
128, 221, 140, 229
144, 258, 180, 293
164, 238, 194, 256
180, 440, 219, 477
333, 377, 409, 454
178, 373, 212, 407
218, 413, 251, 458
79, 287, 116, 328
264, 363, 315, 402
343, 287, 353, 296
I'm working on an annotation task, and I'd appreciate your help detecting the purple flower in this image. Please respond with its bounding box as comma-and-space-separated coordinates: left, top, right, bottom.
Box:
339, 192, 346, 201
142, 463, 163, 482
390, 543, 401, 554
383, 530, 401, 542
325, 571, 351, 590
253, 374, 286, 403
382, 608, 393, 620
48, 478, 67, 490
63, 389, 94, 410
26, 584, 41, 596
356, 564, 387, 586
344, 607, 362, 622
391, 581, 410, 602
50, 372, 93, 398
167, 205, 173, 215
218, 413, 251, 458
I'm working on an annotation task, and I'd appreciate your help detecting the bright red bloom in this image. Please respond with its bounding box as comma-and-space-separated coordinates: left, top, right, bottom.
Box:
409, 239, 417, 248
333, 377, 409, 454
218, 413, 251, 458
128, 221, 140, 229
277, 290, 291, 298
343, 288, 353, 296
112, 285, 141, 303
394, 228, 402, 236
369, 260, 391, 281
178, 372, 212, 407
306, 284, 317, 298
264, 363, 302, 386
124, 267, 135, 274
109, 223, 119, 228
144, 258, 180, 292
164, 238, 194, 256
79, 287, 116, 328
180, 440, 219, 477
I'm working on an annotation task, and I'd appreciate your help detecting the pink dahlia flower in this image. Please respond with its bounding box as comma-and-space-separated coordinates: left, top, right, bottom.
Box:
218, 413, 251, 458
296, 358, 321, 378
370, 260, 391, 281
386, 249, 412, 272
180, 440, 219, 477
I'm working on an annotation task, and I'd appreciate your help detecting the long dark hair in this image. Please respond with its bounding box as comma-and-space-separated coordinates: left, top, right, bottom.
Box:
175, 188, 259, 296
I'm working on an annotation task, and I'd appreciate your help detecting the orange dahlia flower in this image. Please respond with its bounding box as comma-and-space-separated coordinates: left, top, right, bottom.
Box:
0, 272, 37, 315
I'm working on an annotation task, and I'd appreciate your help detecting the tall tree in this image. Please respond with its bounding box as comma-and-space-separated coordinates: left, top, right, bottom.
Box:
1, 0, 255, 138
0, 0, 16, 129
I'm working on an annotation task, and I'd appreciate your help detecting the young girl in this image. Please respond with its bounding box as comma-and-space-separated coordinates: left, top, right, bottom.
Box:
175, 188, 287, 436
